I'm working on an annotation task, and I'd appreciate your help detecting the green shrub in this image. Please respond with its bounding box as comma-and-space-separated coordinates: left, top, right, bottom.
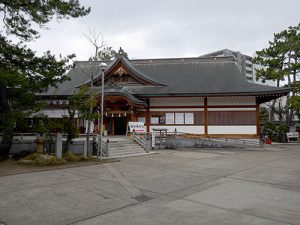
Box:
262, 123, 289, 142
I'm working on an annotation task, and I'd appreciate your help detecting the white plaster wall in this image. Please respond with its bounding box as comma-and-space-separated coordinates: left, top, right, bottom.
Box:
150, 97, 204, 106
150, 126, 204, 134
207, 97, 256, 106
35, 109, 78, 118
208, 126, 257, 134
150, 108, 204, 112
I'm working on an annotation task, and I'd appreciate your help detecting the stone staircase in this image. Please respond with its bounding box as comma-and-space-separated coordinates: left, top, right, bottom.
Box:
104, 136, 149, 158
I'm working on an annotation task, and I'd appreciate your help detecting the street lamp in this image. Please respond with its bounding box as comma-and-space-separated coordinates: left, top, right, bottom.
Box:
98, 62, 107, 160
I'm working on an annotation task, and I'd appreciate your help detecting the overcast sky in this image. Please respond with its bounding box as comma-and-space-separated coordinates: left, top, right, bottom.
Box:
27, 0, 300, 60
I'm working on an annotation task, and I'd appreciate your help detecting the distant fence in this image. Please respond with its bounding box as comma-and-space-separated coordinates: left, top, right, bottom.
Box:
3, 133, 94, 155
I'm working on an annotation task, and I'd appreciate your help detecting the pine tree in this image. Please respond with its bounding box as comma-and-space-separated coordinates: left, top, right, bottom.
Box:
254, 23, 300, 126
0, 1, 90, 159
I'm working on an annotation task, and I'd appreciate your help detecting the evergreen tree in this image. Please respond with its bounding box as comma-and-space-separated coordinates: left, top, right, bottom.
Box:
0, 0, 90, 159
63, 85, 97, 153
254, 23, 300, 126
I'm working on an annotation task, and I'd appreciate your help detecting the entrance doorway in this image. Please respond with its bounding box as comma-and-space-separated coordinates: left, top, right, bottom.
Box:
114, 117, 127, 135
106, 117, 127, 135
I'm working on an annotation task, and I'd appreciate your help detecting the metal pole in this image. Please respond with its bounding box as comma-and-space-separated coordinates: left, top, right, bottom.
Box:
96, 63, 107, 160
85, 72, 93, 159
100, 69, 104, 161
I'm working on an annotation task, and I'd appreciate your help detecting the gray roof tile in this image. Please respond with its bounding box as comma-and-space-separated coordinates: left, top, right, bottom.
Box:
43, 56, 290, 99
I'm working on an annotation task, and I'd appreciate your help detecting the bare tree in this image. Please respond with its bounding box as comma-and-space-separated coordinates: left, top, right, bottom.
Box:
82, 29, 105, 158
265, 97, 287, 124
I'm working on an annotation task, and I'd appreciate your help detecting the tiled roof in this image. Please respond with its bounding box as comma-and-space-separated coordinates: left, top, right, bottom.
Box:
43, 56, 290, 100
127, 57, 290, 97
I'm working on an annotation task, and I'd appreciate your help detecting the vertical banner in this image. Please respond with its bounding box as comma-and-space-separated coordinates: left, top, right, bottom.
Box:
151, 131, 155, 148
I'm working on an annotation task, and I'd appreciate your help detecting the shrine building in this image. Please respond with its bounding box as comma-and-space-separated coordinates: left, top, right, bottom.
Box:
41, 55, 290, 138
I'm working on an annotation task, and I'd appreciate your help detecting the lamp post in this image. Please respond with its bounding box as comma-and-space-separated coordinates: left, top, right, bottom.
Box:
98, 62, 107, 160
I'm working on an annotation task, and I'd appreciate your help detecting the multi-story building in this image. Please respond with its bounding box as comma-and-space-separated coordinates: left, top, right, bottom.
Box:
200, 49, 254, 82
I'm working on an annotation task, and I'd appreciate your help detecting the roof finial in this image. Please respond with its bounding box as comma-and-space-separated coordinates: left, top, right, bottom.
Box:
116, 47, 128, 59
118, 47, 124, 55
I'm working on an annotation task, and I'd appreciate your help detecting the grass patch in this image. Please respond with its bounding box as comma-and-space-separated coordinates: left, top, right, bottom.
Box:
18, 152, 104, 166
63, 152, 82, 162
23, 153, 42, 161
20, 153, 66, 166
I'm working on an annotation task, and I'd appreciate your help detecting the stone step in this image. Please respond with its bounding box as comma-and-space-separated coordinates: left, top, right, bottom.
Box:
109, 149, 145, 154
109, 143, 137, 148
104, 137, 147, 158
109, 144, 143, 148
110, 146, 144, 150
110, 150, 145, 155
109, 151, 146, 156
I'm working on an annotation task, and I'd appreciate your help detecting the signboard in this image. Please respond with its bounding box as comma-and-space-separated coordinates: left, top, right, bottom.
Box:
286, 132, 299, 142
127, 122, 145, 133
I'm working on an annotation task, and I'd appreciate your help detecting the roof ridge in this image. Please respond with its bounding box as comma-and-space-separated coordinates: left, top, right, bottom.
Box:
130, 56, 235, 64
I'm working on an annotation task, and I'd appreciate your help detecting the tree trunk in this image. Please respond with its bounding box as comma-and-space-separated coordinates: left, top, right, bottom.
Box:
269, 100, 276, 123
64, 133, 71, 153
0, 84, 13, 159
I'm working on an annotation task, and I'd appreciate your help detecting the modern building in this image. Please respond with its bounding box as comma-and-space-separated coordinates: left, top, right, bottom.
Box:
41, 55, 290, 138
252, 55, 277, 87
200, 49, 254, 82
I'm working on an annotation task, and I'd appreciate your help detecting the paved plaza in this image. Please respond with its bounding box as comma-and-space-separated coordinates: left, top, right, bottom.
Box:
0, 144, 300, 225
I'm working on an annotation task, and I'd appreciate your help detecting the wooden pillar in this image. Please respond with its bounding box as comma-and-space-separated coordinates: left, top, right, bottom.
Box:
256, 98, 260, 137
204, 97, 208, 136
146, 98, 150, 132
146, 107, 150, 132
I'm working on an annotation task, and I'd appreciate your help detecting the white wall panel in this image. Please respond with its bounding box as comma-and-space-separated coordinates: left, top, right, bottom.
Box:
36, 109, 78, 118
150, 126, 204, 134
150, 108, 204, 112
208, 126, 257, 134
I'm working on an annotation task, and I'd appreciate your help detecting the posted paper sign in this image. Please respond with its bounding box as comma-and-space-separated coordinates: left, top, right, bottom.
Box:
175, 113, 184, 124
166, 113, 174, 124
185, 113, 194, 124
128, 122, 145, 133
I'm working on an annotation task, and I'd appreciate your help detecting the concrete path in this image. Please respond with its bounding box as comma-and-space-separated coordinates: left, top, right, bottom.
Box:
0, 144, 300, 225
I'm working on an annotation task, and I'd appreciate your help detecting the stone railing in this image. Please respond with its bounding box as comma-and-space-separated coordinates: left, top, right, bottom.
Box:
132, 132, 151, 152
